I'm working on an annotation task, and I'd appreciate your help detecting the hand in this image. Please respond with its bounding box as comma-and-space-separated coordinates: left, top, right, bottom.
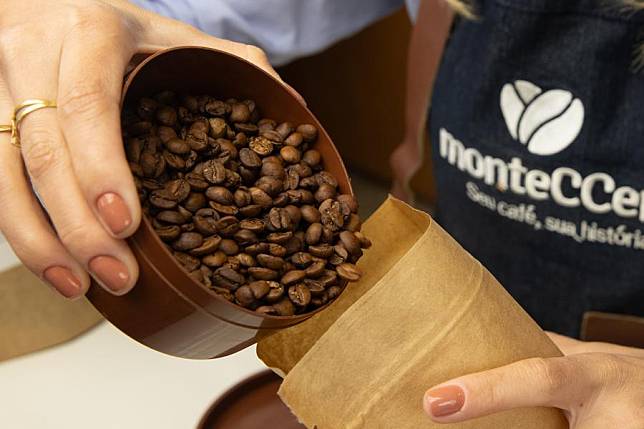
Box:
389, 137, 424, 203
0, 0, 287, 299
423, 335, 644, 428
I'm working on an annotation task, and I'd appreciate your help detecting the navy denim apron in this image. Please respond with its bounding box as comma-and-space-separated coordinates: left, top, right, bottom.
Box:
430, 0, 644, 337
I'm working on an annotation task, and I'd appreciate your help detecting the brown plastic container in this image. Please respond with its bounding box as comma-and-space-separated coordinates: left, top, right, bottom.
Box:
86, 46, 353, 359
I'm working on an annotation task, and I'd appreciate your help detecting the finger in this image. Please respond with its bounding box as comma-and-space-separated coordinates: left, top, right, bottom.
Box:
547, 332, 644, 358
58, 20, 141, 239
423, 356, 598, 423
0, 76, 89, 298
3, 41, 138, 296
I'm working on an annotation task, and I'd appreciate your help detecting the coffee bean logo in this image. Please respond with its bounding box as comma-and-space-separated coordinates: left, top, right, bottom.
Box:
500, 80, 584, 156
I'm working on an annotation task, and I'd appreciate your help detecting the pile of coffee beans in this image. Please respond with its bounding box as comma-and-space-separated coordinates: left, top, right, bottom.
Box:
122, 91, 371, 316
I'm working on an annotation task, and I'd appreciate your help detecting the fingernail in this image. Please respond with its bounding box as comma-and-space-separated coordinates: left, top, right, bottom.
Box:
96, 192, 132, 235
424, 385, 465, 417
43, 266, 83, 298
89, 256, 130, 294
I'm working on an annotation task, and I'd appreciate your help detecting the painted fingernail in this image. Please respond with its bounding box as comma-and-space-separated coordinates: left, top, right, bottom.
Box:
424, 385, 465, 417
89, 256, 130, 294
43, 266, 83, 298
96, 192, 132, 235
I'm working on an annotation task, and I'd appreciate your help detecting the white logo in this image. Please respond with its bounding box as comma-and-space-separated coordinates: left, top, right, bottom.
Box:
500, 80, 584, 156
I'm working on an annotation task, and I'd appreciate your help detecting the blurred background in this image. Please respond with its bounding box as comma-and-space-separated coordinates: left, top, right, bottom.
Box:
0, 5, 437, 428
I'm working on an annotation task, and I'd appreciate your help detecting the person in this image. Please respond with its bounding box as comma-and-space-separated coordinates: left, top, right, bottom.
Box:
389, 0, 644, 427
0, 0, 640, 428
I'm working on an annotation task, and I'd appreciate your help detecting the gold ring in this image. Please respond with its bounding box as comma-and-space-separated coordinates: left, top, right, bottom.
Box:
9, 99, 57, 148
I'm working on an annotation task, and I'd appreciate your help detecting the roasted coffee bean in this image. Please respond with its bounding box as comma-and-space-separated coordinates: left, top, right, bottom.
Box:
234, 286, 255, 308
316, 171, 338, 188
249, 136, 273, 156
214, 216, 240, 236
305, 223, 323, 245
219, 239, 240, 255
189, 269, 204, 283
258, 118, 276, 132
126, 138, 145, 163
334, 244, 349, 261
217, 266, 245, 285
140, 151, 165, 178
200, 265, 213, 287
239, 147, 262, 168
311, 292, 329, 307
240, 218, 265, 233
209, 117, 228, 138
300, 205, 321, 224
340, 231, 361, 256
291, 252, 313, 268
173, 252, 201, 271
309, 244, 334, 258
165, 138, 190, 155
284, 132, 303, 147
205, 99, 230, 117
127, 120, 153, 136
234, 188, 252, 207
186, 172, 209, 191
267, 207, 293, 231
203, 251, 227, 268
183, 193, 207, 212
326, 285, 341, 300
303, 279, 325, 296
319, 270, 339, 287
337, 194, 359, 214
234, 122, 258, 134
336, 263, 361, 281
272, 193, 289, 207
261, 129, 283, 143
315, 183, 336, 202
164, 179, 191, 202
267, 231, 293, 244
319, 199, 344, 231
281, 270, 306, 285
345, 213, 362, 232
230, 102, 251, 123
186, 130, 209, 151
234, 229, 258, 246
205, 186, 234, 205
257, 254, 285, 270
296, 124, 318, 142
149, 190, 178, 209
202, 160, 226, 184
209, 201, 238, 216
213, 286, 235, 302
280, 146, 301, 164
237, 253, 256, 267
156, 106, 177, 127
173, 232, 203, 251
268, 243, 287, 257
292, 162, 313, 178
156, 210, 188, 225
163, 151, 185, 170
305, 261, 326, 278
245, 242, 270, 255
250, 187, 272, 208
260, 160, 286, 179
137, 97, 158, 120
239, 204, 263, 217
288, 283, 311, 307
264, 281, 285, 303
190, 235, 222, 256
248, 280, 270, 299
194, 211, 220, 235
273, 298, 295, 316
354, 231, 372, 248
155, 225, 181, 242
248, 267, 279, 281
302, 149, 321, 167
256, 175, 283, 196
275, 122, 294, 140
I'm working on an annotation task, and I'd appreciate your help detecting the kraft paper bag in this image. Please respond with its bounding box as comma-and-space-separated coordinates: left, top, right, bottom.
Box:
0, 265, 102, 362
257, 197, 567, 429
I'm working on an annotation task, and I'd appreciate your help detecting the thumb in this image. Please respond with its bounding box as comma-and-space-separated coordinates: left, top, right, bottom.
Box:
423, 357, 590, 423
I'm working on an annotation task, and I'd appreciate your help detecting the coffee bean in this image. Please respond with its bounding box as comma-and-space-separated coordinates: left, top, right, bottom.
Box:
165, 179, 191, 202
319, 199, 344, 231
190, 235, 222, 256
156, 210, 188, 225
280, 146, 301, 164
345, 213, 362, 232
258, 118, 276, 132
173, 252, 201, 272
336, 263, 361, 281
234, 229, 258, 246
315, 183, 336, 202
172, 232, 203, 251
291, 252, 313, 268
268, 243, 287, 257
354, 231, 372, 248
319, 270, 339, 288
137, 97, 158, 120
202, 160, 226, 184
316, 171, 338, 188
205, 186, 234, 205
239, 147, 262, 168
257, 254, 285, 270
305, 223, 323, 245
284, 132, 303, 147
261, 160, 286, 179
156, 106, 177, 126
166, 138, 191, 155
250, 187, 272, 208
337, 194, 359, 214
275, 122, 294, 140
282, 270, 306, 285
309, 244, 334, 258
248, 267, 279, 281
302, 150, 321, 167
272, 193, 289, 207
209, 117, 228, 138
149, 190, 178, 209
255, 305, 278, 315
237, 253, 256, 267
194, 210, 220, 235
205, 99, 230, 117
239, 204, 262, 217
235, 285, 255, 308
339, 231, 361, 256
186, 131, 209, 152
288, 283, 311, 307
249, 280, 270, 299
266, 231, 293, 244
244, 242, 269, 255
127, 121, 153, 136
219, 239, 240, 255
217, 266, 245, 284
155, 225, 181, 242
305, 261, 326, 278
261, 129, 283, 143
239, 218, 265, 233
303, 279, 325, 296
209, 201, 238, 216
334, 244, 349, 261
140, 151, 165, 178
203, 251, 227, 268
296, 124, 318, 142
183, 193, 207, 212
230, 102, 251, 123
186, 172, 209, 191
311, 292, 329, 307
273, 298, 295, 316
249, 136, 273, 156
300, 205, 321, 224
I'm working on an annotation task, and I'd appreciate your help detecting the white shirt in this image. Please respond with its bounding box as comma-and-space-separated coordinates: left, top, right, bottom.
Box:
131, 0, 420, 65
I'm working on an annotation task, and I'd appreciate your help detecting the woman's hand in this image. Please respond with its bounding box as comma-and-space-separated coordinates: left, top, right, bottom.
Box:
423, 334, 644, 428
0, 0, 283, 299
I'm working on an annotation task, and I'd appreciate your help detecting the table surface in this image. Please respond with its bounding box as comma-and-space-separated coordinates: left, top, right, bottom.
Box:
0, 229, 271, 429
